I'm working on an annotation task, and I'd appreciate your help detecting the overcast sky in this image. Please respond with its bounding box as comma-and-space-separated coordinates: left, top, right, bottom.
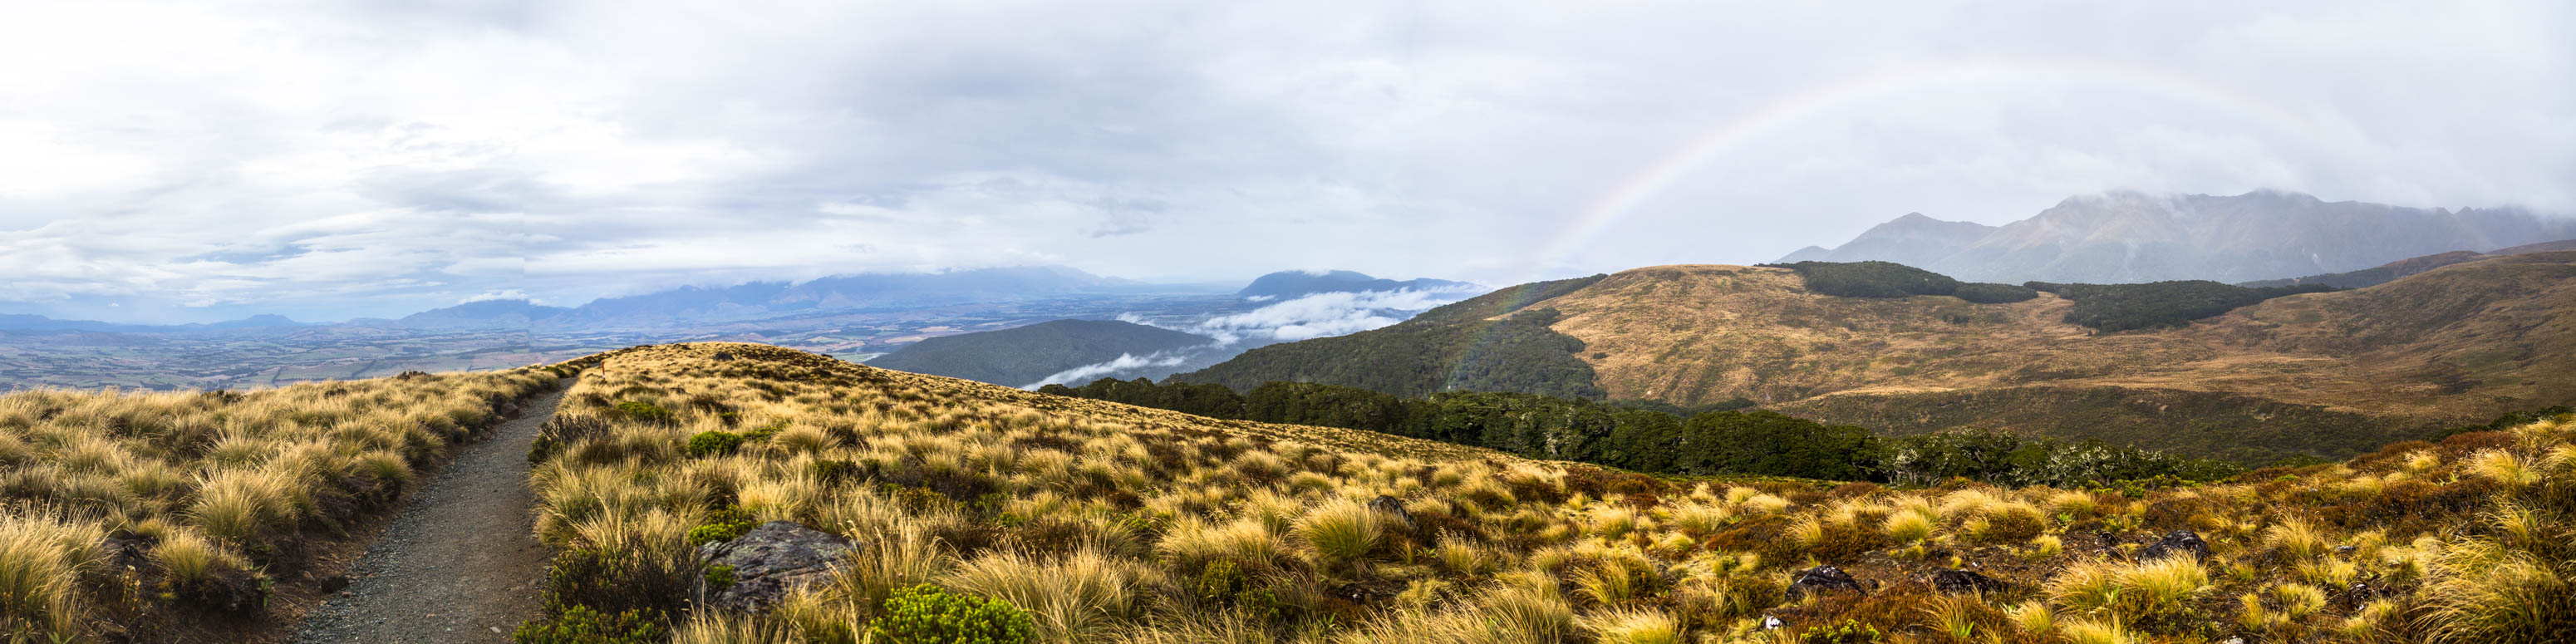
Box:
2, 1, 2570, 322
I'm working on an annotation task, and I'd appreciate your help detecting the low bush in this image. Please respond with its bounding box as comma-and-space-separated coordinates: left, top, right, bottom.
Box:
868, 584, 1035, 644
686, 507, 760, 546
511, 605, 666, 644
615, 401, 676, 425
686, 431, 745, 458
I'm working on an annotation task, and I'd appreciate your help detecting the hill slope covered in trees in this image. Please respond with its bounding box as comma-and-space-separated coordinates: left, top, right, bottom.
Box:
1177, 254, 2576, 464
865, 319, 1213, 386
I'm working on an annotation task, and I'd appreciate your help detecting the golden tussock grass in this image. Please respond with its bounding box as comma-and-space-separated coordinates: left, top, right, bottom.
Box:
512, 342, 2576, 644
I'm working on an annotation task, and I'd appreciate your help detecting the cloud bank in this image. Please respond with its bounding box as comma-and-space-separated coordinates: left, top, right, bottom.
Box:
2, 1, 2567, 322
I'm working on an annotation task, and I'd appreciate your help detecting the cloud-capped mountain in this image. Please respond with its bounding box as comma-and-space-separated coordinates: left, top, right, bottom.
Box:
1236, 270, 1478, 300
542, 266, 1203, 327
1780, 190, 2576, 284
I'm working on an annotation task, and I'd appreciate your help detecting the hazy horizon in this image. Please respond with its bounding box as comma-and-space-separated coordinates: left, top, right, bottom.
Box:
5, 1, 2571, 323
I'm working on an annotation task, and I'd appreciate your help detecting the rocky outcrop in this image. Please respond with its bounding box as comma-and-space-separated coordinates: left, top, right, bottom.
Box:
1930, 568, 2005, 594
697, 521, 855, 612
2139, 529, 2210, 562
1787, 565, 1864, 599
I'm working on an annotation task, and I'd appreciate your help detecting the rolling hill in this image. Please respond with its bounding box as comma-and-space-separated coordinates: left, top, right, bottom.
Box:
1175, 253, 2576, 463
504, 342, 2574, 644
1782, 190, 2576, 284
864, 318, 1215, 386
2244, 240, 2576, 289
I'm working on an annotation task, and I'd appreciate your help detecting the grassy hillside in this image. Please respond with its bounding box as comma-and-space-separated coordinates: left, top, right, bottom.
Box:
1175, 254, 2576, 463
1172, 276, 1610, 399
867, 319, 1213, 386
516, 342, 2575, 644
0, 366, 560, 642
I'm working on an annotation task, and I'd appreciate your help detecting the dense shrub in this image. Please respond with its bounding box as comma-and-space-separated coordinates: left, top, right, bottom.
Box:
539, 548, 690, 621
1875, 429, 2240, 488
1769, 261, 1961, 298
868, 584, 1036, 644
511, 605, 665, 644
2026, 280, 2334, 332
1045, 378, 2240, 486
686, 507, 759, 546
1953, 282, 2038, 303
614, 401, 675, 425
686, 430, 745, 458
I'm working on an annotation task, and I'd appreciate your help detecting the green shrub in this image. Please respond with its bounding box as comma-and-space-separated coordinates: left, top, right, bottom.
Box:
2026, 280, 2333, 332
868, 583, 1036, 644
1190, 559, 1285, 621
1954, 283, 2038, 303
541, 548, 689, 620
614, 401, 675, 425
745, 420, 789, 441
686, 507, 759, 546
703, 564, 735, 592
1771, 261, 1961, 298
686, 430, 745, 458
511, 605, 665, 644
1800, 618, 1884, 643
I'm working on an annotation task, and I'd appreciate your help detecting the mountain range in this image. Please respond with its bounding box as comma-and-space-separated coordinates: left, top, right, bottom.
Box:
0, 313, 305, 334
1236, 269, 1478, 300
2242, 239, 2576, 289
1174, 251, 2576, 464
1781, 189, 2576, 283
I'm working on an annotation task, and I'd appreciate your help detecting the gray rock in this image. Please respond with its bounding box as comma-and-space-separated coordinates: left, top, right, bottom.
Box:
2139, 529, 2210, 562
697, 521, 855, 612
1369, 495, 1415, 531
1930, 568, 2005, 594
1788, 565, 1863, 599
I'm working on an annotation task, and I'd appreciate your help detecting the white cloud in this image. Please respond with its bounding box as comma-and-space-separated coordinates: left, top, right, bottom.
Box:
1021, 351, 1193, 389
0, 0, 2564, 322
1191, 287, 1482, 343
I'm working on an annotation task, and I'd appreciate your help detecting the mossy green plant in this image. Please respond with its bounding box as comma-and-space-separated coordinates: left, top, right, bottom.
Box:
867, 583, 1035, 644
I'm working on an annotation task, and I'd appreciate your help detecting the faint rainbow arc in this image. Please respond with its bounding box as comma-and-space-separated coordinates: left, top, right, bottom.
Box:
1526, 59, 2327, 278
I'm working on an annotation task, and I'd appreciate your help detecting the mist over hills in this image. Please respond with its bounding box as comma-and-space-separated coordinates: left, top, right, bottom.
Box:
2244, 239, 2576, 289
858, 268, 1492, 388
1782, 190, 2576, 284
1236, 269, 1479, 300
863, 319, 1213, 386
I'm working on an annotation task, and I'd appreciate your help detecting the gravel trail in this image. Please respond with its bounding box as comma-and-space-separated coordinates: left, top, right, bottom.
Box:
289, 381, 568, 643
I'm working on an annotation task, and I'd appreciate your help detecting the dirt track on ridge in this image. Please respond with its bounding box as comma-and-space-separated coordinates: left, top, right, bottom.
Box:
288, 381, 568, 643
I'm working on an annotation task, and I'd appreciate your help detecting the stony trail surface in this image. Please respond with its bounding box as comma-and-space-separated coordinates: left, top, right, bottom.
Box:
289, 381, 569, 643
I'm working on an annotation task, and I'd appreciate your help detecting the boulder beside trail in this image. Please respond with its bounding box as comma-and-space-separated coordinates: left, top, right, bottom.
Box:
697, 521, 855, 612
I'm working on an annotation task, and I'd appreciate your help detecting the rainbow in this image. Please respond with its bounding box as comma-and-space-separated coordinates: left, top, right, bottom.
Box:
1525, 58, 2326, 280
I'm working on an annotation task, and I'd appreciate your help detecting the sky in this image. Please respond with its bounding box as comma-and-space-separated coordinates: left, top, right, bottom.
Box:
2, 1, 2570, 322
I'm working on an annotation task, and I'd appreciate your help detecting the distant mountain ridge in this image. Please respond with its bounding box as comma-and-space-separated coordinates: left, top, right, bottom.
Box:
2242, 239, 2576, 289
0, 313, 305, 334
1237, 270, 1477, 299
864, 319, 1213, 386
1782, 190, 2576, 283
